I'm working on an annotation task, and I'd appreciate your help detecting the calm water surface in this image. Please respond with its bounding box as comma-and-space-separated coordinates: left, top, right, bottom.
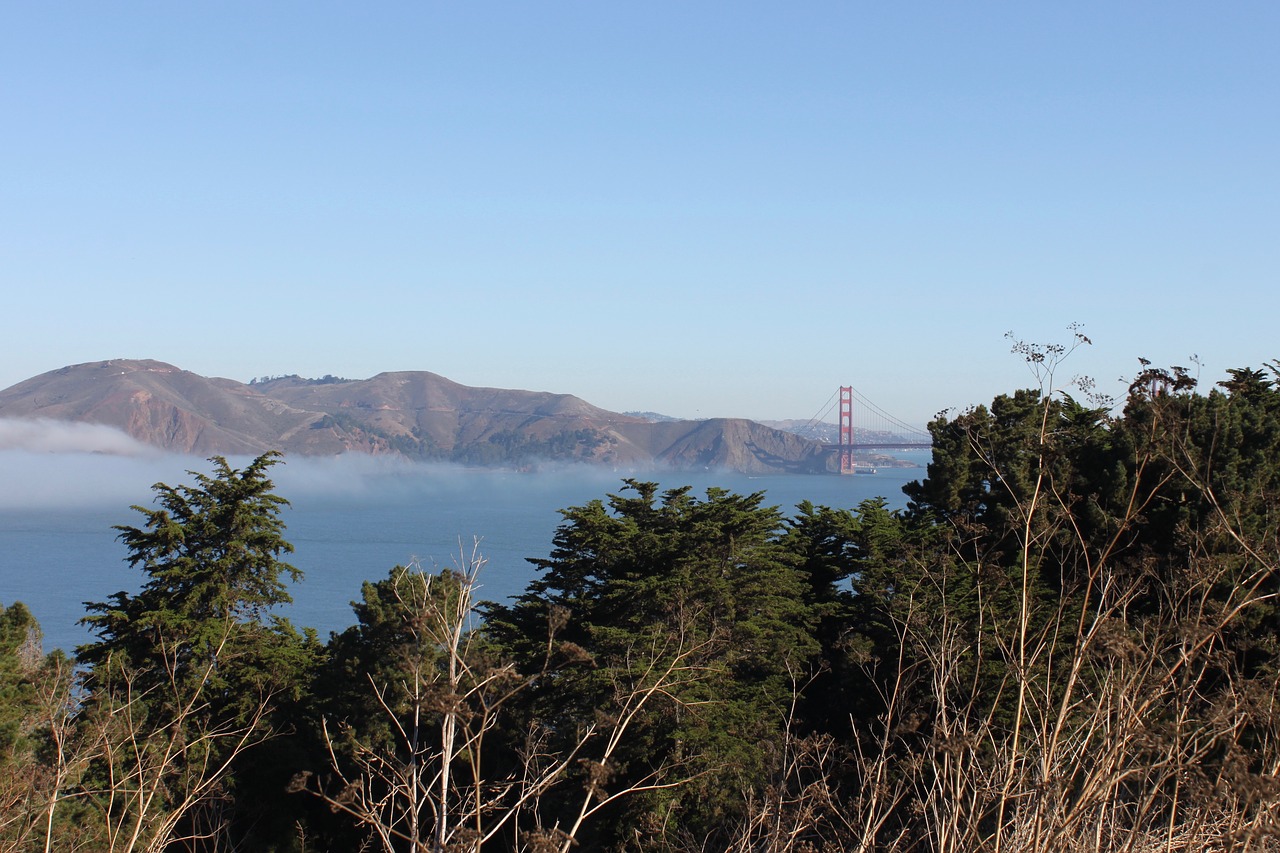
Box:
1, 452, 931, 654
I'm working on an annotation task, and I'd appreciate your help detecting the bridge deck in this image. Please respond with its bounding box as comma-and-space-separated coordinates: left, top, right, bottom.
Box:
825, 442, 933, 451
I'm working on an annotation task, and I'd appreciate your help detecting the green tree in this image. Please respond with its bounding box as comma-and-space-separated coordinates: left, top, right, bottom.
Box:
0, 603, 62, 849
306, 551, 727, 853
837, 350, 1280, 852
74, 452, 320, 852
486, 480, 821, 848
779, 497, 921, 732
0, 602, 43, 767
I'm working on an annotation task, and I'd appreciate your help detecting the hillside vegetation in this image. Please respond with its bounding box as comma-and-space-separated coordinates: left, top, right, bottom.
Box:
4, 342, 1280, 851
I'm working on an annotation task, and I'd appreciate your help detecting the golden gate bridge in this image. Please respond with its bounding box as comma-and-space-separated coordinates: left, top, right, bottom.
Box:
805, 386, 933, 475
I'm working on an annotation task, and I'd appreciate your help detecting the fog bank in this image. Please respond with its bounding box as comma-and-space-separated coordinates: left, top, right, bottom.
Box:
0, 418, 157, 456
0, 438, 630, 511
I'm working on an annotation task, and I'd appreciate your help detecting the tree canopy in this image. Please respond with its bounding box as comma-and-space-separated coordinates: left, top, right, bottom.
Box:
7, 355, 1280, 851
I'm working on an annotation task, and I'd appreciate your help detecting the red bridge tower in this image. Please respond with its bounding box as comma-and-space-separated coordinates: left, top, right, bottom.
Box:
838, 386, 855, 475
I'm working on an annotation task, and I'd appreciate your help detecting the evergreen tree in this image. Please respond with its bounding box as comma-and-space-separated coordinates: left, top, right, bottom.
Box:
836, 355, 1280, 851
0, 602, 43, 766
76, 452, 320, 852
0, 603, 83, 850
486, 480, 821, 847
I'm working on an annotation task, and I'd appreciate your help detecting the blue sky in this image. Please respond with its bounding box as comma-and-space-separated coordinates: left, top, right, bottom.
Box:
2, 2, 1276, 426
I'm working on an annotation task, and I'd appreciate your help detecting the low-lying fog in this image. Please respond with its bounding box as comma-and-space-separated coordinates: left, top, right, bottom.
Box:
0, 418, 627, 509
0, 420, 924, 656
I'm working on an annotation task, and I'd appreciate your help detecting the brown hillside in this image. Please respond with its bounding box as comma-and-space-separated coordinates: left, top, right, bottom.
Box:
0, 360, 306, 455
0, 360, 832, 474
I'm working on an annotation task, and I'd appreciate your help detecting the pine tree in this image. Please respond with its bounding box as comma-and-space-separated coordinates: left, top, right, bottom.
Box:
486, 480, 821, 847
75, 452, 320, 852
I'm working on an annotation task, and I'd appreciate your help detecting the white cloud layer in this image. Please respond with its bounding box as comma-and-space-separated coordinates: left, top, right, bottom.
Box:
0, 418, 156, 455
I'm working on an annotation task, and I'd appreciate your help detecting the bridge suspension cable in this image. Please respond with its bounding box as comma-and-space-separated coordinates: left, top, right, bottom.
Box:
835, 386, 931, 474
842, 385, 931, 441
798, 386, 932, 467
802, 389, 839, 434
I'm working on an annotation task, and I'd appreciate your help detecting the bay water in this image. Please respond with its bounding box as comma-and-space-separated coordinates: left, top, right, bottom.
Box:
1, 451, 931, 655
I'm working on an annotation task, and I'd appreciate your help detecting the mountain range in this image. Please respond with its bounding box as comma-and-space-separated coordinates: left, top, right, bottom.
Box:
0, 359, 837, 474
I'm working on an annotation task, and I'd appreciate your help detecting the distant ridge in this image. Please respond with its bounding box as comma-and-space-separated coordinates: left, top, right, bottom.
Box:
623, 410, 685, 423
0, 360, 834, 475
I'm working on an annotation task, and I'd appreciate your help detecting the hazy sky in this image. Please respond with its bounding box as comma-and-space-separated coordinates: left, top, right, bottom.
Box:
3, 3, 1277, 426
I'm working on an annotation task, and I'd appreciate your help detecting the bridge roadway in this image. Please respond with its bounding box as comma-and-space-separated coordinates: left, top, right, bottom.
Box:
843, 441, 932, 450
810, 385, 933, 456
820, 441, 932, 452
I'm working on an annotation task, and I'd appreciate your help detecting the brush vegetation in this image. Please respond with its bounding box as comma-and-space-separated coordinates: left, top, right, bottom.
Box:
4, 337, 1280, 852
